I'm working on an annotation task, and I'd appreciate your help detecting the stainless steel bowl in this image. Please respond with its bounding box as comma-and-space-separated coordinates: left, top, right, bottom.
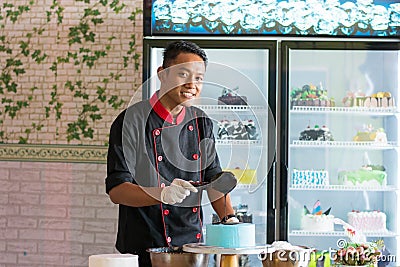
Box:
147, 247, 209, 267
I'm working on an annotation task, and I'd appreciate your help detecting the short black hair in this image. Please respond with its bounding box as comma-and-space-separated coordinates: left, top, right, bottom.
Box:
162, 40, 208, 69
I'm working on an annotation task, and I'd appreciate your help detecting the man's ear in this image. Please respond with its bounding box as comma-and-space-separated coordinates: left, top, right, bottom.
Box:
157, 66, 166, 81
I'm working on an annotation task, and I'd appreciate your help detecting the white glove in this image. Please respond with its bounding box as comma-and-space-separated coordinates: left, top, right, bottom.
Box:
160, 179, 198, 205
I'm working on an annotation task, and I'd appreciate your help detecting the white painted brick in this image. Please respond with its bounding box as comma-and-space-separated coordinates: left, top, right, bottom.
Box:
95, 207, 118, 219
9, 170, 41, 182
84, 195, 114, 208
6, 241, 37, 253
0, 252, 18, 264
0, 229, 18, 239
40, 194, 84, 206
0, 205, 19, 216
18, 229, 64, 241
38, 241, 83, 255
67, 207, 95, 219
38, 218, 83, 230
65, 230, 94, 243
84, 220, 116, 233
7, 217, 37, 228
20, 181, 67, 194
9, 193, 40, 205
68, 183, 97, 195
83, 244, 115, 257
95, 232, 116, 244
0, 181, 19, 192
20, 205, 67, 218
64, 254, 88, 266
17, 253, 63, 265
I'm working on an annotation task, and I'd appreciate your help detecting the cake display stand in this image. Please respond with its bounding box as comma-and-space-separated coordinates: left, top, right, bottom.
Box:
183, 243, 274, 267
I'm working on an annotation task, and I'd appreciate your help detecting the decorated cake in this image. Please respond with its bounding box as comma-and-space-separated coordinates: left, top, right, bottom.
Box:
299, 125, 334, 141
217, 119, 258, 140
290, 83, 334, 107
338, 165, 387, 187
218, 86, 247, 105
301, 201, 334, 232
89, 254, 138, 267
343, 90, 395, 108
205, 223, 255, 248
353, 124, 387, 144
291, 169, 329, 186
348, 210, 387, 233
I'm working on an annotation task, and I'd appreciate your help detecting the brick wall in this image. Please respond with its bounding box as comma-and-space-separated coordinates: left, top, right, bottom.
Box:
0, 0, 143, 145
0, 161, 117, 267
0, 0, 144, 266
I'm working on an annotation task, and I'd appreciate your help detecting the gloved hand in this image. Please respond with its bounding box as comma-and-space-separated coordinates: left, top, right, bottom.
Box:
160, 178, 198, 205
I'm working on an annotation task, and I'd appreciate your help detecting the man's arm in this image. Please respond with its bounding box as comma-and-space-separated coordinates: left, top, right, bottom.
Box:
208, 189, 235, 220
109, 182, 162, 207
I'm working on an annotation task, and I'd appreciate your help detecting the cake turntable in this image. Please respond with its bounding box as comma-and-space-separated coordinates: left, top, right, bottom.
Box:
182, 243, 274, 267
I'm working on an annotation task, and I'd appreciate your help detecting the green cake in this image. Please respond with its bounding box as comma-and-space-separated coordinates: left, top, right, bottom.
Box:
338, 166, 386, 187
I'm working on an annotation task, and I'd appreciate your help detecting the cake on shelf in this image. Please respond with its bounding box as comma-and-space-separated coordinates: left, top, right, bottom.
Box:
205, 223, 255, 248
301, 200, 334, 232
223, 168, 257, 184
343, 90, 395, 108
217, 119, 258, 140
290, 83, 334, 107
299, 125, 334, 141
353, 124, 387, 144
218, 86, 247, 105
291, 169, 329, 186
338, 164, 387, 187
348, 210, 387, 233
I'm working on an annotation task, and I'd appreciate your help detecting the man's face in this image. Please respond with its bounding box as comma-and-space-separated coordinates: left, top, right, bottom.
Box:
158, 52, 206, 111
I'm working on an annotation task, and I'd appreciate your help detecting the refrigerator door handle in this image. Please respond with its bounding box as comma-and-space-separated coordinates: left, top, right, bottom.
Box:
272, 161, 276, 210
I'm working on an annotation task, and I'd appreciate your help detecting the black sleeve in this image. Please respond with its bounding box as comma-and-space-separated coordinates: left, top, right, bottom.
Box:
105, 110, 134, 194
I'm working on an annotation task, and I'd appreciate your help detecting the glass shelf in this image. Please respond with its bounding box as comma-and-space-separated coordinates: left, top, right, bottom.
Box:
290, 141, 397, 149
289, 185, 398, 192
216, 139, 262, 146
289, 230, 398, 237
290, 106, 398, 115
196, 104, 266, 114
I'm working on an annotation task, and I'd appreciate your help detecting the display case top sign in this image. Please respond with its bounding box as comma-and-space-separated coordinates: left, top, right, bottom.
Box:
145, 0, 400, 36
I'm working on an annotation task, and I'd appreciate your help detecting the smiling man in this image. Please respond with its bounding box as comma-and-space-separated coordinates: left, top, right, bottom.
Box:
105, 40, 237, 266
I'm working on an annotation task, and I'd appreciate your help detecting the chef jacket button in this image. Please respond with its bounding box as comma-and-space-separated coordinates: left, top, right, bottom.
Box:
161, 183, 165, 188
192, 207, 198, 213
163, 209, 170, 216
157, 155, 163, 162
192, 153, 199, 160
154, 129, 161, 136
167, 236, 171, 243
196, 233, 201, 239
188, 125, 194, 131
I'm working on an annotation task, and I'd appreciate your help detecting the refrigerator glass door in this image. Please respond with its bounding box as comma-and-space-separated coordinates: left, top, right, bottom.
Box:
144, 41, 276, 262
284, 41, 400, 264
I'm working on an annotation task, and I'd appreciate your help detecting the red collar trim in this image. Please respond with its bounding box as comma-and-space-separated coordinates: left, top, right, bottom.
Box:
150, 91, 186, 125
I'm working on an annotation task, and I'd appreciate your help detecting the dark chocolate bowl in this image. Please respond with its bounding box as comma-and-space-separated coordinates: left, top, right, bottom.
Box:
147, 247, 209, 267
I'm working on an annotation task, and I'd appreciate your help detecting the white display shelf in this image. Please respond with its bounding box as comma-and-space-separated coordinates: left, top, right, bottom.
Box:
289, 185, 398, 191
216, 139, 262, 146
291, 140, 397, 149
196, 104, 266, 113
290, 106, 398, 115
289, 230, 398, 237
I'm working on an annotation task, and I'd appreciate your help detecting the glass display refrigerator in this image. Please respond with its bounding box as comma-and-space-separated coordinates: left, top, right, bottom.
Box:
143, 0, 400, 265
142, 39, 277, 266
279, 40, 400, 264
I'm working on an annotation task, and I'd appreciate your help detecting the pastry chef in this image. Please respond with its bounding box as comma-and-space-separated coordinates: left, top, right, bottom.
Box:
105, 40, 238, 266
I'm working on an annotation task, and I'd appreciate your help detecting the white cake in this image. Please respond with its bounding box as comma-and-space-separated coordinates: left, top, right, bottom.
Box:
89, 254, 138, 267
348, 211, 387, 233
301, 214, 335, 232
205, 223, 255, 248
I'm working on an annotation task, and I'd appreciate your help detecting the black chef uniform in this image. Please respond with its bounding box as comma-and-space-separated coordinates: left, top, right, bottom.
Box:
105, 91, 222, 266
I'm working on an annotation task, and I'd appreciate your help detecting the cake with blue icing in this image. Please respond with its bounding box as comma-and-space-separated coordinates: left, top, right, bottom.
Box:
205, 223, 255, 248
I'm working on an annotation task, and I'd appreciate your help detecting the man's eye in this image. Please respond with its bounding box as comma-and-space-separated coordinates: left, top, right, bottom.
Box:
195, 77, 203, 82
178, 72, 188, 78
